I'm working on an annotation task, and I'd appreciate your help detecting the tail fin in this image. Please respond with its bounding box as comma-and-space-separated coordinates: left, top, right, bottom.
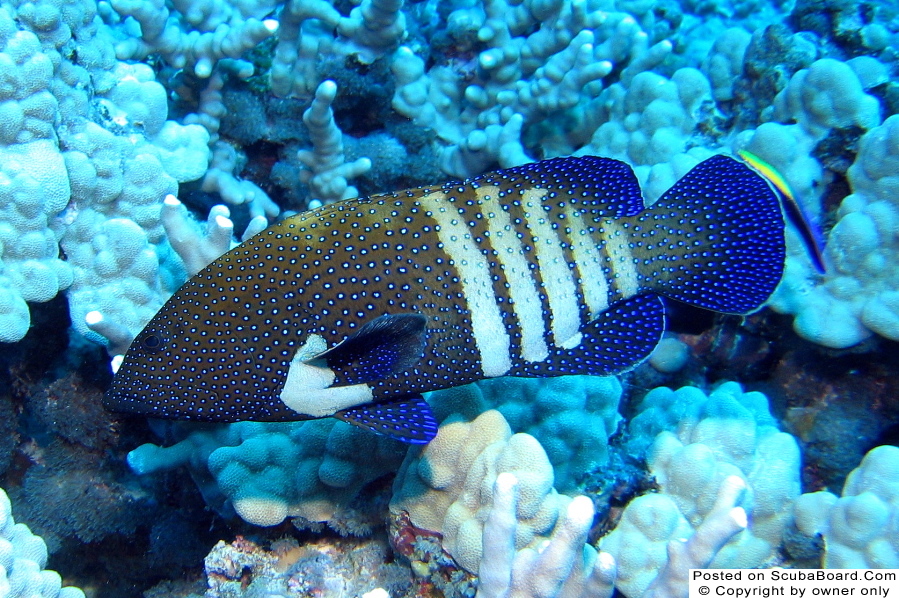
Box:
632, 155, 786, 314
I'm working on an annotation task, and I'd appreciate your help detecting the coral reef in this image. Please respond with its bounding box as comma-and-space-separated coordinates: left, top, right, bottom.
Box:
1, 0, 899, 595
390, 410, 568, 574
128, 418, 408, 527
605, 382, 802, 596
475, 473, 616, 598
601, 476, 749, 598
0, 487, 85, 598
389, 409, 616, 598
794, 445, 899, 569
0, 0, 896, 353
427, 375, 623, 491
126, 375, 621, 529
204, 535, 411, 597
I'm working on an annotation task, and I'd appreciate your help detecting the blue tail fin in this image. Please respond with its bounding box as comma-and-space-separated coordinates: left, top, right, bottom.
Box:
633, 155, 786, 314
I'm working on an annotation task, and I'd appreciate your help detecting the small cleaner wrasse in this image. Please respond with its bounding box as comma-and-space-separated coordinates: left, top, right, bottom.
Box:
105, 154, 786, 444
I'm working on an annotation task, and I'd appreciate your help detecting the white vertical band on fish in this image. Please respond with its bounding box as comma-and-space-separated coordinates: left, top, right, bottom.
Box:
421, 191, 512, 377
564, 206, 609, 321
601, 219, 640, 298
474, 186, 549, 363
521, 188, 581, 349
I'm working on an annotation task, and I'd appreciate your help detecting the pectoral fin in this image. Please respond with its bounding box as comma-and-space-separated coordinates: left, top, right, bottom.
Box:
318, 313, 428, 385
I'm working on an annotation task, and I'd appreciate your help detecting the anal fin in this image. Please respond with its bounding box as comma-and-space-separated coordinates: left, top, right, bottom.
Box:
509, 293, 666, 377
335, 394, 438, 444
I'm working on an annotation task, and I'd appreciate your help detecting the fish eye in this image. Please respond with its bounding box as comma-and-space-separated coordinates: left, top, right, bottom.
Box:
140, 332, 165, 353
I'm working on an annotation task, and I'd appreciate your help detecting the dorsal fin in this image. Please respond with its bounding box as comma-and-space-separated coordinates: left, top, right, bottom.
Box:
470, 156, 645, 218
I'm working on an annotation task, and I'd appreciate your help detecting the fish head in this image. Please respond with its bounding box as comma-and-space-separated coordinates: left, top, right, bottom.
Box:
103, 276, 297, 423
104, 309, 200, 419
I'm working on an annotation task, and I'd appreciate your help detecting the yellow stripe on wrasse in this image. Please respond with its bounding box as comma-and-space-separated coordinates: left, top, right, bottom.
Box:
737, 150, 795, 202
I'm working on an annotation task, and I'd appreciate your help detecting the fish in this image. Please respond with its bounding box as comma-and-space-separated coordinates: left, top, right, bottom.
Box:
104, 154, 786, 444
737, 149, 826, 274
